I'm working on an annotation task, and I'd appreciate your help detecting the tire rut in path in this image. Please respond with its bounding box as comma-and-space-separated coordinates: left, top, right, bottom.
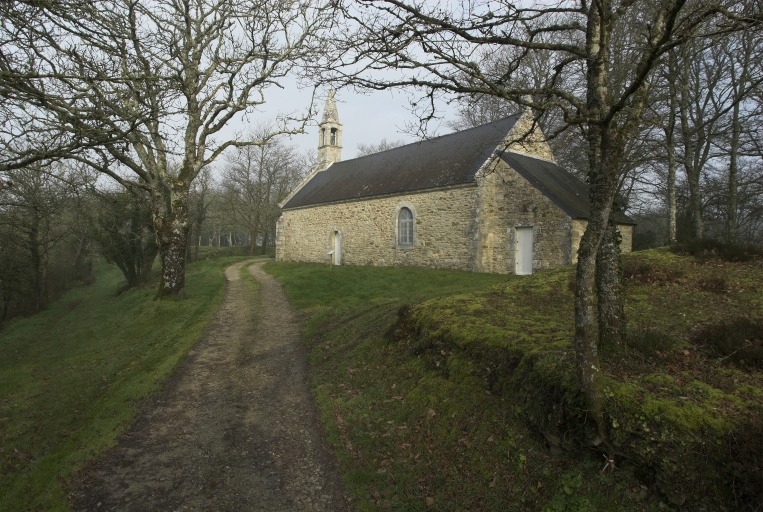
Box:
74, 260, 349, 511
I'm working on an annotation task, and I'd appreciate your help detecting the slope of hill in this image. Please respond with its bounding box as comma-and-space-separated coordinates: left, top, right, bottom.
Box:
266, 248, 763, 511
0, 256, 254, 511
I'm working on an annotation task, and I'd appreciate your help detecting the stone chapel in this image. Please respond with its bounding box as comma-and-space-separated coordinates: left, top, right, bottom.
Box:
275, 92, 633, 274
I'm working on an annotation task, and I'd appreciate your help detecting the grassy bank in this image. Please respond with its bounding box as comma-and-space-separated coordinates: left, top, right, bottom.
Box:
401, 248, 763, 510
0, 255, 256, 511
265, 262, 657, 511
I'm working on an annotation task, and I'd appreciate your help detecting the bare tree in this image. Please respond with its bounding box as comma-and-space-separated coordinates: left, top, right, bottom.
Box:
356, 138, 407, 157
319, 0, 759, 449
721, 31, 762, 242
187, 167, 214, 263
0, 162, 95, 320
0, 0, 333, 298
90, 188, 158, 291
221, 131, 304, 255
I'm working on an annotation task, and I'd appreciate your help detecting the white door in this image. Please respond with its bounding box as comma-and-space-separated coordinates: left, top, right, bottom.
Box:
515, 227, 533, 275
333, 232, 341, 265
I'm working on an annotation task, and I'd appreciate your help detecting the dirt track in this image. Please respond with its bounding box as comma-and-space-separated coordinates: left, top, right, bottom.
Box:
73, 260, 349, 511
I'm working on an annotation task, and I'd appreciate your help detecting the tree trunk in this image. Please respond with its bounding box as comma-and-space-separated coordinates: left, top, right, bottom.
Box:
185, 227, 194, 263
261, 229, 269, 255
727, 101, 740, 242
249, 228, 256, 256
575, 5, 615, 450
29, 214, 43, 311
666, 143, 677, 244
686, 168, 704, 239
596, 221, 625, 352
677, 59, 704, 240
151, 182, 190, 300
574, 221, 610, 447
194, 234, 201, 262
665, 79, 678, 244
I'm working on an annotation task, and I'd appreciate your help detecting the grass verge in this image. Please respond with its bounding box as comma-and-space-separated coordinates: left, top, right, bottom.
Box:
0, 255, 257, 511
264, 262, 657, 511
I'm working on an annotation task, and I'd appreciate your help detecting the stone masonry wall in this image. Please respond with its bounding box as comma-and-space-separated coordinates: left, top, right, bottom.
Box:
569, 221, 633, 265
502, 110, 556, 162
276, 185, 478, 270
474, 157, 574, 274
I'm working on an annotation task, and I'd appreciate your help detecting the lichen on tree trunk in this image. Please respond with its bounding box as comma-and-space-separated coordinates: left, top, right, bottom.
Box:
574, 223, 610, 448
597, 222, 625, 351
151, 181, 191, 300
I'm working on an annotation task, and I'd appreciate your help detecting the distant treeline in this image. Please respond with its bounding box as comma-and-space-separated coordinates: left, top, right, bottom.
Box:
0, 136, 305, 324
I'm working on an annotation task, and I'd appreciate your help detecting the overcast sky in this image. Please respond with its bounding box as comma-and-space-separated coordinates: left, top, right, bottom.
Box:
238, 80, 457, 161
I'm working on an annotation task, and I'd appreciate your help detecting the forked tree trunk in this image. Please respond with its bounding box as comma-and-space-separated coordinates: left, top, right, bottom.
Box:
576, 6, 613, 450
151, 181, 190, 300
597, 222, 625, 351
678, 61, 704, 241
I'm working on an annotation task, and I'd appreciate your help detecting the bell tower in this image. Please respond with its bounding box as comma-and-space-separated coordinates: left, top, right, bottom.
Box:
318, 90, 342, 167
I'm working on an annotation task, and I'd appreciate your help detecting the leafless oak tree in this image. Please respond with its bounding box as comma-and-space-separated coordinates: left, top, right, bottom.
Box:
1, 0, 333, 298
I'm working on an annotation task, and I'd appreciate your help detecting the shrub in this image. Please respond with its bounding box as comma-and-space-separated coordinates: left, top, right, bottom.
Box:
622, 259, 683, 286
693, 317, 763, 369
697, 276, 727, 294
671, 238, 763, 262
627, 327, 676, 354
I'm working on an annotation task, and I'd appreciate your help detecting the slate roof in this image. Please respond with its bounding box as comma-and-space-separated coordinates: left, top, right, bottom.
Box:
500, 151, 635, 225
281, 114, 522, 209
282, 113, 634, 226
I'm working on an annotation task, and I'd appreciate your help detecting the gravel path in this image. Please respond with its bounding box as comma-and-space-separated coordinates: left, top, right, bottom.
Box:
74, 260, 349, 511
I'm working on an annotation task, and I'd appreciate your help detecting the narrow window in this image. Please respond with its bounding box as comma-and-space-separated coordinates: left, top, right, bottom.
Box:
398, 207, 413, 245
330, 127, 337, 145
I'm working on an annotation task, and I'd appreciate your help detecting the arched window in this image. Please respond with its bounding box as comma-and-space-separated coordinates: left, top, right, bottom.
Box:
330, 127, 337, 145
398, 207, 413, 245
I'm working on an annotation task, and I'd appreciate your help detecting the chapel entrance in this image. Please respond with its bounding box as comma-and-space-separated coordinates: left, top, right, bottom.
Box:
515, 227, 533, 275
331, 231, 341, 265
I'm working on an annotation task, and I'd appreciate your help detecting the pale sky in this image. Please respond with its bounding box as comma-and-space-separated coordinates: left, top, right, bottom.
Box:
239, 81, 456, 161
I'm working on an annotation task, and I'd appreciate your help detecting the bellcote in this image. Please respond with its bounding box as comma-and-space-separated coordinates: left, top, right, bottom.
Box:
318, 89, 342, 168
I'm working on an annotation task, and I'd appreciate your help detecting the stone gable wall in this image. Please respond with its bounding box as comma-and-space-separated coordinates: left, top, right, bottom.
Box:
276, 185, 478, 270
503, 111, 556, 162
570, 221, 633, 265
474, 158, 574, 273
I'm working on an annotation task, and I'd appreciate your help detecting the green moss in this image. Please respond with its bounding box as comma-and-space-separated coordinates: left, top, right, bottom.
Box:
737, 384, 763, 397
643, 374, 675, 385
399, 249, 763, 510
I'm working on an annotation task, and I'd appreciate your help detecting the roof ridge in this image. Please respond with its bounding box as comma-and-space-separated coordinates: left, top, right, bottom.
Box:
349, 112, 523, 162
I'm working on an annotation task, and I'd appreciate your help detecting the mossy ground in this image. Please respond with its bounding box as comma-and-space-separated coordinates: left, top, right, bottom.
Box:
0, 254, 258, 511
403, 248, 763, 509
265, 262, 665, 511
